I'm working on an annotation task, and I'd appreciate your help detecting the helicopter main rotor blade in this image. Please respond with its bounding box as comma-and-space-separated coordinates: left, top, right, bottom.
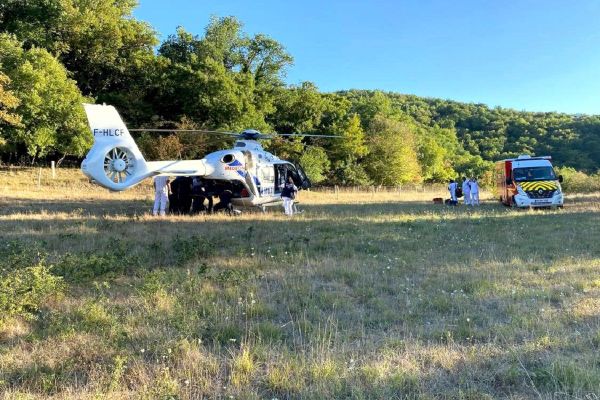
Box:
127, 128, 341, 138
276, 134, 342, 138
128, 128, 239, 136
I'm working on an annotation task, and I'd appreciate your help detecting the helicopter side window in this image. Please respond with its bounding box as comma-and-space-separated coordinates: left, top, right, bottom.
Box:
258, 166, 275, 196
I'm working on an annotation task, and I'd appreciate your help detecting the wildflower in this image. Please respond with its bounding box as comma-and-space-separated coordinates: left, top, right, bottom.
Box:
140, 348, 145, 353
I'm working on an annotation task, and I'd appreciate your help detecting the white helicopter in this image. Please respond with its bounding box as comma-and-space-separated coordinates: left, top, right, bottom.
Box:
81, 103, 336, 210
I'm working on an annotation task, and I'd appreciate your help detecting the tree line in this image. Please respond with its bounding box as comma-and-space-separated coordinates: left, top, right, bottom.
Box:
0, 0, 598, 185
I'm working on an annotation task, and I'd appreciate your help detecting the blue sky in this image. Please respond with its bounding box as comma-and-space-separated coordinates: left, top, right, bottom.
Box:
133, 0, 600, 114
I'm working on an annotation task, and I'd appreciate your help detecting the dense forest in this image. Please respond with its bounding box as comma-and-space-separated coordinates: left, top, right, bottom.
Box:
0, 0, 598, 185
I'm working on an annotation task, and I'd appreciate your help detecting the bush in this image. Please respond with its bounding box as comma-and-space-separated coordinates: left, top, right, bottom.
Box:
172, 235, 215, 266
0, 262, 63, 325
556, 167, 600, 193
54, 250, 142, 282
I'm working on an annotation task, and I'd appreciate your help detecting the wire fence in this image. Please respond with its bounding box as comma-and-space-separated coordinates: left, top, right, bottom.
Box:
310, 184, 449, 194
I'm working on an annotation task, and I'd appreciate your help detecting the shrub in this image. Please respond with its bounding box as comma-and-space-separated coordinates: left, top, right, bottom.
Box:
555, 167, 600, 193
0, 262, 63, 325
172, 235, 215, 266
0, 240, 43, 271
54, 250, 142, 282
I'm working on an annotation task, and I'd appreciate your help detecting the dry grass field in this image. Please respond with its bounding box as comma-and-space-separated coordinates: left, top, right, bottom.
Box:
1, 168, 599, 399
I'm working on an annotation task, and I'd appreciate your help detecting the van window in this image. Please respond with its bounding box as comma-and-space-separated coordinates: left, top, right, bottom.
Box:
513, 167, 556, 181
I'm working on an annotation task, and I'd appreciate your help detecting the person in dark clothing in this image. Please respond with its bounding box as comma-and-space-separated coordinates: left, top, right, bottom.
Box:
191, 177, 209, 214
175, 176, 193, 214
168, 178, 181, 214
281, 176, 298, 215
213, 189, 234, 214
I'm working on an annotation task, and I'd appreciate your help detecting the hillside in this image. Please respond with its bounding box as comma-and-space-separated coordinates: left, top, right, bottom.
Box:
1, 5, 599, 185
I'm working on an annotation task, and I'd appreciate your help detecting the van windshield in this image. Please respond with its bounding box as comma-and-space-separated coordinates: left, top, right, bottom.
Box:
513, 166, 556, 182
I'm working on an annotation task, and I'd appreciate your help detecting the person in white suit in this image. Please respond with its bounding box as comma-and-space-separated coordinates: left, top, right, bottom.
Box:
153, 175, 170, 216
462, 177, 471, 205
448, 179, 458, 205
470, 178, 480, 205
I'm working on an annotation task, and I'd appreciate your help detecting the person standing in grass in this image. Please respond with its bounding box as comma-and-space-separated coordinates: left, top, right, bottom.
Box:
281, 176, 298, 215
153, 175, 170, 216
470, 178, 480, 205
448, 179, 458, 205
462, 177, 471, 206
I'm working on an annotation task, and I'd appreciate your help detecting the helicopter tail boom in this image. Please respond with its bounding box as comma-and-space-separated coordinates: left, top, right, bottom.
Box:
81, 104, 210, 191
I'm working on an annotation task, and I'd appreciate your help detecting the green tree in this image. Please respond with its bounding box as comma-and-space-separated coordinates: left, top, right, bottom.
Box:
0, 72, 21, 127
330, 158, 371, 186
270, 82, 326, 133
0, 0, 158, 95
155, 19, 291, 132
0, 34, 91, 162
328, 113, 370, 185
331, 114, 368, 161
299, 146, 330, 184
264, 135, 305, 161
365, 115, 421, 185
345, 90, 393, 127
416, 126, 459, 182
0, 72, 22, 150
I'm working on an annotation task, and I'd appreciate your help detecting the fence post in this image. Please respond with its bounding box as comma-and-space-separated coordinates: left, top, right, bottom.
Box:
37, 168, 42, 188
51, 161, 56, 179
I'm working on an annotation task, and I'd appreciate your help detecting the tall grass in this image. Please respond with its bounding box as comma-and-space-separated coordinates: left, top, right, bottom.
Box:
0, 168, 599, 399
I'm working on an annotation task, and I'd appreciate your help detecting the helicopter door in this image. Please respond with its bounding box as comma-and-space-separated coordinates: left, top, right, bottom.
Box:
274, 164, 287, 194
275, 163, 309, 192
294, 162, 311, 189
